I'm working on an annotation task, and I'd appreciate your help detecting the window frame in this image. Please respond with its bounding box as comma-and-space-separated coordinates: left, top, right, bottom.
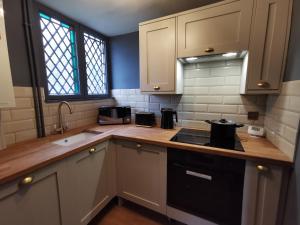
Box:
80, 26, 109, 99
35, 4, 111, 102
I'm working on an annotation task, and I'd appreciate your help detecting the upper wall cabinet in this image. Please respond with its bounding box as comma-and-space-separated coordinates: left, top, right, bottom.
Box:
241, 0, 292, 94
139, 18, 183, 94
177, 0, 253, 58
0, 0, 15, 108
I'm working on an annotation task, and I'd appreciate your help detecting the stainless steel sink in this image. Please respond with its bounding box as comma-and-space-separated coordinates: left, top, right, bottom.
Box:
52, 130, 103, 146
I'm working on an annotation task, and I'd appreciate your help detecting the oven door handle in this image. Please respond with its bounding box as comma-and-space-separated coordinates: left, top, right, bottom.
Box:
186, 170, 212, 181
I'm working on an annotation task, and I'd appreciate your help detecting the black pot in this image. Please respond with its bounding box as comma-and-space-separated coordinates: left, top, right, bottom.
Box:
205, 119, 244, 140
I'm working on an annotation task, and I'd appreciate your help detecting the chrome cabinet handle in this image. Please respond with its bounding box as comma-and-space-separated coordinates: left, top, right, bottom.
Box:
256, 165, 269, 172
205, 47, 214, 53
186, 170, 212, 181
89, 147, 96, 154
257, 80, 270, 88
153, 85, 160, 91
20, 176, 33, 186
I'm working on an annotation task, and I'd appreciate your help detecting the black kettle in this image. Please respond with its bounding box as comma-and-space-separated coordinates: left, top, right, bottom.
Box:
161, 108, 178, 129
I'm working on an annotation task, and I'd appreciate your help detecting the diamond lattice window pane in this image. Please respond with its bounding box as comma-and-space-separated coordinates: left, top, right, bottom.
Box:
84, 33, 107, 95
39, 13, 80, 96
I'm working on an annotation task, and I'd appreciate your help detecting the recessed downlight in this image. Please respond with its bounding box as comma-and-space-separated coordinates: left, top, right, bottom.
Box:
222, 52, 238, 57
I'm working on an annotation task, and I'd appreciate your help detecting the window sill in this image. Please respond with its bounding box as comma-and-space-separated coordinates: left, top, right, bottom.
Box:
44, 95, 113, 103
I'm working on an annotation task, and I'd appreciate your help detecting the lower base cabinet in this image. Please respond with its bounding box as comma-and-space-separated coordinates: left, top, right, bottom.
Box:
0, 141, 289, 225
116, 140, 167, 214
242, 161, 287, 225
0, 141, 115, 225
64, 141, 116, 225
0, 162, 66, 225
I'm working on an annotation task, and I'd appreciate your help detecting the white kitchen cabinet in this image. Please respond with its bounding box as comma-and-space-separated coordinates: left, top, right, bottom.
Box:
0, 0, 15, 108
240, 0, 293, 94
139, 18, 183, 94
116, 140, 167, 214
242, 161, 288, 225
0, 162, 67, 225
177, 0, 253, 58
65, 141, 114, 225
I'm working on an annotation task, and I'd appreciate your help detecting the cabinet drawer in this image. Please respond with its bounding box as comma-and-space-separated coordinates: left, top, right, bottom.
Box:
177, 0, 253, 58
117, 140, 165, 154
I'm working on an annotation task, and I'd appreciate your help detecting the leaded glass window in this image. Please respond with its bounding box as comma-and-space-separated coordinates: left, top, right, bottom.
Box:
39, 13, 80, 96
84, 33, 107, 95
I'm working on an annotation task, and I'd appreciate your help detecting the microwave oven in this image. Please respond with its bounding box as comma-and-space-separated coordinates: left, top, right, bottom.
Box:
98, 106, 131, 125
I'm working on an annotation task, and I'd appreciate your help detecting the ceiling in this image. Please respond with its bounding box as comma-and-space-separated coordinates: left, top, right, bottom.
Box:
37, 0, 220, 37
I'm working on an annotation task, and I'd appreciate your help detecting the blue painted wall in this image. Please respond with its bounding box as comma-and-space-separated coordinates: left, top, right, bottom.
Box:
283, 0, 300, 82
109, 32, 140, 89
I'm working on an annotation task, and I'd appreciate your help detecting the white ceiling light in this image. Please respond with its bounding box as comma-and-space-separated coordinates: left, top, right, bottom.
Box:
186, 57, 198, 62
222, 52, 238, 57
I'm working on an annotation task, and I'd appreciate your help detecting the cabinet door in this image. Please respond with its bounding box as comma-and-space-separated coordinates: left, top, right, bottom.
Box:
242, 162, 285, 225
177, 0, 253, 58
0, 0, 15, 108
0, 164, 64, 225
246, 0, 291, 93
140, 18, 176, 92
116, 141, 167, 214
68, 142, 110, 225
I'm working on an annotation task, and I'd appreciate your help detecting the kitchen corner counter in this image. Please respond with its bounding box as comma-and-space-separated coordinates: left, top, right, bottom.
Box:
0, 124, 293, 185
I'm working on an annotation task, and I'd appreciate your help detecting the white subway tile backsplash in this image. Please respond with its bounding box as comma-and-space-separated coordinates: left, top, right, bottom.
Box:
223, 96, 243, 105
283, 126, 298, 145
281, 80, 300, 96
11, 109, 35, 121
150, 95, 171, 104
3, 119, 36, 133
208, 86, 240, 95
210, 66, 241, 77
112, 59, 266, 134
208, 105, 238, 114
182, 104, 207, 112
194, 113, 221, 121
149, 103, 160, 111
279, 110, 300, 129
180, 96, 195, 104
184, 68, 210, 78
196, 77, 225, 86
225, 76, 241, 85
181, 120, 210, 130
196, 61, 226, 68
183, 87, 209, 95
289, 96, 300, 112
265, 81, 300, 160
178, 112, 195, 120
15, 98, 33, 108
195, 96, 223, 104
1, 110, 11, 122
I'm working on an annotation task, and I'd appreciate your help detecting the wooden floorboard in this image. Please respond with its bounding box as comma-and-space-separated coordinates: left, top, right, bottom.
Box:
89, 200, 183, 225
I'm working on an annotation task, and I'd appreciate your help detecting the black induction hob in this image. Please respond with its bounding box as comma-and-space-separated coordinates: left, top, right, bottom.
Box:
171, 128, 244, 152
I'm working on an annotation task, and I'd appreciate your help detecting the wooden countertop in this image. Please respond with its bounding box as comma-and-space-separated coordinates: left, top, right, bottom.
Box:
0, 124, 293, 184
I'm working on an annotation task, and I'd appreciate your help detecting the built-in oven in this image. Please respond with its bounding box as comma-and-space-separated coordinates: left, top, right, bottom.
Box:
167, 148, 245, 225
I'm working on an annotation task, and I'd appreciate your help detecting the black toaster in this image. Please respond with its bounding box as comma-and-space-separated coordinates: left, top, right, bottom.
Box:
135, 112, 156, 127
